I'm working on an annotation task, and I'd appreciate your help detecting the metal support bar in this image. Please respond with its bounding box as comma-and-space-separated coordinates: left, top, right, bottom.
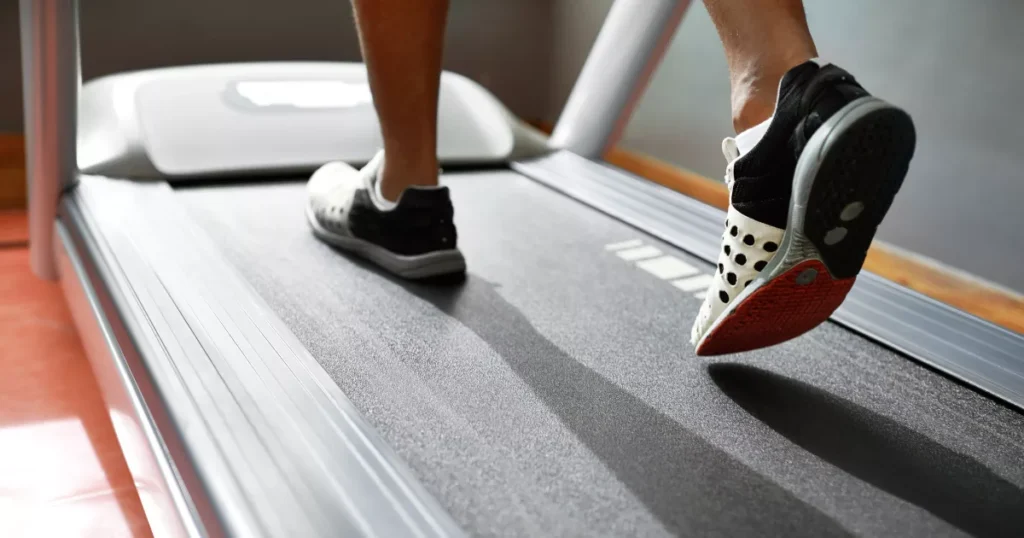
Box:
20, 0, 81, 280
550, 0, 691, 159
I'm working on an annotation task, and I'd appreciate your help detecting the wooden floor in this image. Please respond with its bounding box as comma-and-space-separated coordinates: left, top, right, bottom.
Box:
0, 210, 152, 538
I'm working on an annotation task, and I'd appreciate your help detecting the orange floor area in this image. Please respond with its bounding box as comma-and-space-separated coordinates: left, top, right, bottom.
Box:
0, 210, 29, 246
0, 213, 151, 537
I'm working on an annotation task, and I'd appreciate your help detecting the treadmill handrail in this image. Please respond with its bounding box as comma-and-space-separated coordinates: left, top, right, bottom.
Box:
550, 0, 691, 158
20, 0, 81, 279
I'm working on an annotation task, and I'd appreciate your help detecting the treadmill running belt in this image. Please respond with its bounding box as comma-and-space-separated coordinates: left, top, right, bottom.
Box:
177, 171, 1024, 538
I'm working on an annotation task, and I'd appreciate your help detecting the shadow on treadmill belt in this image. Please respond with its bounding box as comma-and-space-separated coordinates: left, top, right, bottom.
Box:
709, 364, 1024, 538
393, 272, 852, 537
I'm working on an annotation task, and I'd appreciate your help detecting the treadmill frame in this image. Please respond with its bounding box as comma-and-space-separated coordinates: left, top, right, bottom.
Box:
56, 175, 467, 537
20, 0, 1024, 536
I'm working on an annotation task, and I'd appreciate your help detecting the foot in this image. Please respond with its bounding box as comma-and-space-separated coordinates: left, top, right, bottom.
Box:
306, 151, 466, 279
691, 61, 916, 355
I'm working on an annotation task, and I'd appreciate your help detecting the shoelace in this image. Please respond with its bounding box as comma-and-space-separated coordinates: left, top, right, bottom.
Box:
698, 138, 744, 334
721, 137, 741, 192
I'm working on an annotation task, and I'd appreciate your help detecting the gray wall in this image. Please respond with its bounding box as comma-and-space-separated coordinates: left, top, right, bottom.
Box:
4, 0, 1022, 293
0, 0, 555, 131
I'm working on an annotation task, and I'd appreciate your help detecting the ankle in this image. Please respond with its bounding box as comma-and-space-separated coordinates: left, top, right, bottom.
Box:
730, 66, 781, 132
728, 52, 817, 133
378, 156, 439, 202
731, 91, 776, 134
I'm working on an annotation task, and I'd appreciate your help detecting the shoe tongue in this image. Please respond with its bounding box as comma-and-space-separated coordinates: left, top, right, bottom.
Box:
372, 173, 398, 210
365, 151, 398, 210
721, 138, 740, 162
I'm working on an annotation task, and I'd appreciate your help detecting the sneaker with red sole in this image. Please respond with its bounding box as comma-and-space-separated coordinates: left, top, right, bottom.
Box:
691, 60, 917, 356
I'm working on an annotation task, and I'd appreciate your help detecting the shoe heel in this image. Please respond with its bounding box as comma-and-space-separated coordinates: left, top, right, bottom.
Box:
792, 98, 917, 279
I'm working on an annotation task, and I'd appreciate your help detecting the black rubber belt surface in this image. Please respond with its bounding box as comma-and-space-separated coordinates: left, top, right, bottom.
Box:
179, 171, 1024, 538
514, 151, 1024, 414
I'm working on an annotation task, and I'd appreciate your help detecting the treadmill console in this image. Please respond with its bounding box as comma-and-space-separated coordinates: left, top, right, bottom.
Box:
77, 62, 516, 181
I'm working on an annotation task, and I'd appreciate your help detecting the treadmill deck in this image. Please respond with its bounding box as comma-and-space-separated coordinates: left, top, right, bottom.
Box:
177, 171, 1024, 537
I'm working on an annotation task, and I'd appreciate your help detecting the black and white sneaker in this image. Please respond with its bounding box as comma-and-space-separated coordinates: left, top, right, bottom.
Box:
691, 60, 917, 355
306, 151, 466, 279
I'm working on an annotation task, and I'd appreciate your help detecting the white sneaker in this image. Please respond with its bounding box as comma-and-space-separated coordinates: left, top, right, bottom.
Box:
306, 151, 466, 279
691, 61, 916, 355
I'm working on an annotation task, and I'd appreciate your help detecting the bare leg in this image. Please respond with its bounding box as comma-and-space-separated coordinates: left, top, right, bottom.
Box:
703, 0, 818, 132
351, 0, 450, 201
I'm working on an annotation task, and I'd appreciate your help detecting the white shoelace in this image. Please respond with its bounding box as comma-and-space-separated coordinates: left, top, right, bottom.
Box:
721, 137, 741, 192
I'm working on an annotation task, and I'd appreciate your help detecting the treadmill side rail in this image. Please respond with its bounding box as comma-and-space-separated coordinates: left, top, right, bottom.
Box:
60, 175, 467, 538
513, 151, 1024, 412
55, 219, 206, 538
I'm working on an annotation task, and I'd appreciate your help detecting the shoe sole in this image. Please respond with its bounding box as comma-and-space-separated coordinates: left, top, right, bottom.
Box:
696, 96, 917, 356
305, 204, 467, 280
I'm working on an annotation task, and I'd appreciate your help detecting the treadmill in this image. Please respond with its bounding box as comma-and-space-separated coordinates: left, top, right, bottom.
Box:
21, 0, 1024, 536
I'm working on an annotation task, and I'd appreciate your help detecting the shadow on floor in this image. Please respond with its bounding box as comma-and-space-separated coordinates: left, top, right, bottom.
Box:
709, 363, 1024, 538
394, 272, 851, 537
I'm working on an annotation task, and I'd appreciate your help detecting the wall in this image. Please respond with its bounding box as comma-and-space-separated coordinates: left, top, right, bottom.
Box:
0, 0, 555, 131
550, 0, 1024, 294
